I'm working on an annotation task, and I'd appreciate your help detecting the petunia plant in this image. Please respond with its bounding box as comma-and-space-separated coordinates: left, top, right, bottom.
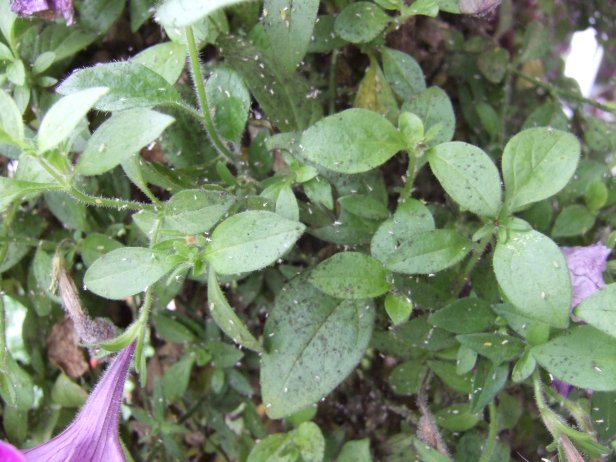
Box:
1, 0, 615, 460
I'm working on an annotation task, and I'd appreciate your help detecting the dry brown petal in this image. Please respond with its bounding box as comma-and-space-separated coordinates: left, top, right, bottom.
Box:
47, 319, 88, 378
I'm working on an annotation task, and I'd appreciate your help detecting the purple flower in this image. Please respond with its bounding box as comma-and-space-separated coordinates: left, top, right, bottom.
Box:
561, 243, 611, 308
10, 0, 74, 25
20, 342, 135, 462
0, 441, 26, 462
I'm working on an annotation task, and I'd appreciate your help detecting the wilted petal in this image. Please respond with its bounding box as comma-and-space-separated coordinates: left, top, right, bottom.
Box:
23, 343, 135, 462
551, 379, 572, 398
51, 0, 74, 24
0, 441, 26, 462
561, 243, 611, 307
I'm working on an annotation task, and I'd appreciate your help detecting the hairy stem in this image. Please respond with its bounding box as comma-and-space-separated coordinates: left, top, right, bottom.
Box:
479, 401, 498, 462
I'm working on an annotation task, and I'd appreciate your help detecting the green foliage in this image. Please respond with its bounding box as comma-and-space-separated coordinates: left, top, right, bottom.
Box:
1, 1, 615, 460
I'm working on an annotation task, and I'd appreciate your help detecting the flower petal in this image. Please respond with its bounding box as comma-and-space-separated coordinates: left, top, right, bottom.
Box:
561, 243, 611, 307
0, 441, 26, 462
23, 343, 135, 462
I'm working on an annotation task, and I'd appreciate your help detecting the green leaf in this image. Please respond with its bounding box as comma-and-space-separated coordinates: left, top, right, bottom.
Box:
519, 21, 549, 63
502, 127, 580, 212
163, 356, 195, 401
132, 41, 187, 84
263, 0, 319, 74
384, 292, 413, 326
428, 298, 495, 334
207, 269, 263, 352
0, 355, 34, 410
402, 87, 455, 146
247, 421, 325, 462
477, 47, 509, 84
551, 204, 595, 237
309, 252, 390, 299
275, 184, 299, 221
388, 360, 426, 395
0, 177, 61, 212
164, 189, 235, 234
0, 88, 24, 144
413, 438, 450, 462
218, 34, 321, 131
574, 284, 616, 339
456, 333, 524, 365
205, 67, 251, 142
428, 142, 502, 217
470, 360, 508, 413
532, 326, 616, 391
57, 61, 182, 111
80, 233, 124, 267
591, 391, 616, 442
334, 2, 390, 44
338, 439, 372, 462
44, 191, 87, 230
382, 47, 426, 101
78, 108, 174, 175
156, 0, 250, 28
51, 374, 88, 408
338, 194, 389, 220
435, 404, 481, 432
354, 56, 399, 123
261, 276, 375, 418
84, 247, 178, 299
384, 229, 470, 275
205, 211, 305, 275
493, 228, 571, 328
38, 87, 109, 153
300, 108, 404, 173
429, 360, 472, 393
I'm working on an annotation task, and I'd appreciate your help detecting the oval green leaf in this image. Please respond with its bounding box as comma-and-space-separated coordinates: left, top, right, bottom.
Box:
164, 189, 235, 234
574, 284, 616, 339
493, 228, 571, 328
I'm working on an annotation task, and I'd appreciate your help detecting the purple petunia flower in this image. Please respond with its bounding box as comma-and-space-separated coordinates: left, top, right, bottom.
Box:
10, 0, 74, 25
552, 243, 611, 397
17, 342, 135, 462
561, 243, 611, 308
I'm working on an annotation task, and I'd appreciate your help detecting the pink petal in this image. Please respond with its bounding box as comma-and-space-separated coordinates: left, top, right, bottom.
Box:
0, 441, 26, 462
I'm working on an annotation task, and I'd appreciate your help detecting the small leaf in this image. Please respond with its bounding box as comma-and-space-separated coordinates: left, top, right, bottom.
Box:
456, 333, 524, 365
502, 127, 580, 212
261, 276, 375, 418
165, 189, 235, 234
132, 41, 186, 84
205, 211, 305, 275
38, 87, 108, 152
207, 269, 263, 352
382, 47, 426, 101
300, 108, 405, 173
205, 67, 251, 142
309, 252, 390, 299
84, 247, 178, 299
338, 194, 389, 220
0, 88, 24, 144
57, 61, 182, 111
334, 2, 390, 44
574, 284, 616, 339
384, 229, 470, 275
493, 228, 571, 328
551, 204, 596, 237
156, 0, 248, 28
429, 298, 495, 334
428, 142, 502, 217
402, 87, 455, 146
532, 326, 616, 391
384, 293, 413, 326
338, 439, 372, 462
470, 360, 508, 412
354, 56, 399, 123
78, 108, 174, 175
263, 0, 320, 74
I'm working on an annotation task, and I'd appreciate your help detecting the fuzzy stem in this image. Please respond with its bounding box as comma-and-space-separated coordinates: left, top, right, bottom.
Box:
479, 401, 498, 462
454, 230, 493, 295
185, 26, 236, 163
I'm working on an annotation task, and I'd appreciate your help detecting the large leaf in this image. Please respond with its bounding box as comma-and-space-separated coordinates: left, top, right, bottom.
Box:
263, 0, 319, 75
334, 2, 390, 44
0, 88, 24, 144
428, 142, 502, 217
309, 252, 390, 299
205, 67, 251, 142
493, 228, 571, 328
205, 211, 305, 274
261, 276, 375, 418
164, 189, 235, 234
574, 284, 616, 339
131, 41, 187, 84
78, 108, 174, 175
38, 87, 108, 152
502, 127, 580, 212
300, 108, 405, 173
532, 326, 616, 391
57, 61, 183, 111
84, 247, 178, 299
381, 47, 426, 101
402, 86, 455, 146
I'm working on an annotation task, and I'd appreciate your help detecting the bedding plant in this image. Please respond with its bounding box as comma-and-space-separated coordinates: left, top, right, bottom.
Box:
1, 0, 615, 460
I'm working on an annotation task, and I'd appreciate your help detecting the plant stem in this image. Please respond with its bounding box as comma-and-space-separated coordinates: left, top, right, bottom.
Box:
511, 68, 616, 115
399, 152, 417, 201
185, 26, 236, 164
454, 229, 493, 295
479, 401, 498, 462
36, 156, 156, 212
328, 49, 339, 115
